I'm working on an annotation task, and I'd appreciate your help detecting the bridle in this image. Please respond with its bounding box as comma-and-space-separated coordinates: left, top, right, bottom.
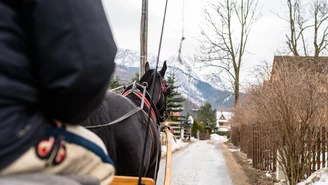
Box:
131, 70, 170, 123
155, 76, 169, 122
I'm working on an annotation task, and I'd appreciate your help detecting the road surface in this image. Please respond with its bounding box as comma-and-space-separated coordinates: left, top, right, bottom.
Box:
156, 140, 233, 185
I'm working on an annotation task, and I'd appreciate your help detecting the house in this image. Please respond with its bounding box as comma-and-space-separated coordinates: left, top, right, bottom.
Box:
170, 112, 181, 120
218, 113, 228, 127
216, 110, 232, 132
270, 56, 328, 82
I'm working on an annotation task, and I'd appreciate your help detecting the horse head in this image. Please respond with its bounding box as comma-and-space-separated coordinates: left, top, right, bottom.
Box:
139, 61, 170, 122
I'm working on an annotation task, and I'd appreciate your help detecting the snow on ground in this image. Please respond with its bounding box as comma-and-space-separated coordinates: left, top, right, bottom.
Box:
171, 139, 189, 152
160, 134, 229, 157
210, 134, 228, 142
229, 148, 241, 152
161, 133, 189, 157
210, 133, 240, 152
298, 167, 328, 185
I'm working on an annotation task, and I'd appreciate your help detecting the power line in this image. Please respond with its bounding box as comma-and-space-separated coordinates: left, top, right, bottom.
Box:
181, 0, 185, 37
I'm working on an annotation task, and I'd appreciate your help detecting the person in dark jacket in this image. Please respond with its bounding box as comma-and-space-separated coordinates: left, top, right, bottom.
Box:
0, 0, 117, 184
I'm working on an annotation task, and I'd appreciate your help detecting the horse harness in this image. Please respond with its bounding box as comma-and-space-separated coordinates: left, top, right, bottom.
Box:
122, 82, 161, 126
84, 81, 168, 129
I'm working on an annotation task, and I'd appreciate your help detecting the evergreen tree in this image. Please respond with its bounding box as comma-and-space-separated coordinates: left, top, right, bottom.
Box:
108, 75, 122, 93
191, 119, 205, 138
191, 119, 198, 138
196, 102, 216, 130
166, 73, 185, 121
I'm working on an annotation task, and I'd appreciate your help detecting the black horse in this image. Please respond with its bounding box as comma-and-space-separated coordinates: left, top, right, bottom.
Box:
81, 61, 169, 180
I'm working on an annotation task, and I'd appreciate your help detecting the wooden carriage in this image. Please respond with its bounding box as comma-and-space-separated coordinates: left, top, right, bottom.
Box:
110, 126, 172, 185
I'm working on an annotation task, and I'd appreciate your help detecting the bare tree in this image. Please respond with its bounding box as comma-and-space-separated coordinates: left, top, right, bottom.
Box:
232, 61, 328, 184
278, 0, 328, 56
286, 0, 304, 56
252, 60, 272, 83
198, 0, 260, 106
260, 67, 328, 184
312, 0, 328, 57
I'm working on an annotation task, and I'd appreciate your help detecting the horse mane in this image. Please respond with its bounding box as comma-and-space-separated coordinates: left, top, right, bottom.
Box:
139, 69, 160, 83
139, 69, 163, 97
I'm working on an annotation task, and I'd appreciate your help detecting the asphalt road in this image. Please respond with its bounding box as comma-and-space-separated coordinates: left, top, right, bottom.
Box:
156, 140, 233, 185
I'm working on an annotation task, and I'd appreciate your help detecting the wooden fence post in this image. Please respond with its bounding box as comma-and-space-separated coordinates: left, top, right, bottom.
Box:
322, 127, 326, 168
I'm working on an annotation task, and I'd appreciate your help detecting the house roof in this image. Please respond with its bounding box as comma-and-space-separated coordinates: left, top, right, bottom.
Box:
271, 56, 328, 76
218, 114, 227, 122
216, 111, 232, 122
171, 112, 180, 117
219, 114, 226, 120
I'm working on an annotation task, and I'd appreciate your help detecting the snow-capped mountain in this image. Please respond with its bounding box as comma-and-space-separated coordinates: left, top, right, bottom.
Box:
113, 49, 235, 109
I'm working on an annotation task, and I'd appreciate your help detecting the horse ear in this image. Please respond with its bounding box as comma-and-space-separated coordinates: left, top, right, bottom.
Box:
159, 61, 167, 77
145, 62, 150, 72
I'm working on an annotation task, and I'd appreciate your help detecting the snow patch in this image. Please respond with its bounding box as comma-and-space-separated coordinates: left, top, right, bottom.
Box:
298, 167, 328, 185
172, 139, 189, 152
161, 134, 189, 157
210, 134, 228, 142
229, 148, 241, 152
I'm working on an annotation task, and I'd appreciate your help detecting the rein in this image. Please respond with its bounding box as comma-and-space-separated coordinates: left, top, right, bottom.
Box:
123, 91, 157, 121
84, 81, 163, 129
138, 0, 169, 182
122, 82, 161, 125
109, 85, 125, 92
84, 82, 148, 129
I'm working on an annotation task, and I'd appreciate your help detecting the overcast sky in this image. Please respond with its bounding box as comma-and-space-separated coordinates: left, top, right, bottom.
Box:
102, 0, 294, 85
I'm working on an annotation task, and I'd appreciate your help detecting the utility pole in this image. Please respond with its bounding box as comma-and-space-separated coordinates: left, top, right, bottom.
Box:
140, 0, 148, 79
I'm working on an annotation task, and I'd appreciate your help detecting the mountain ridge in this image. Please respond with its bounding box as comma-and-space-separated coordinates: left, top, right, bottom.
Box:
113, 49, 235, 110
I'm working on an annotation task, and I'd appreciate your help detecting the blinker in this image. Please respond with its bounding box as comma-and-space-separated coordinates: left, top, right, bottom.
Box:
165, 85, 171, 95
161, 82, 170, 95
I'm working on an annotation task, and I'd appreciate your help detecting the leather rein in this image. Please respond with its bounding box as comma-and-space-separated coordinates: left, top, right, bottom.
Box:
122, 82, 161, 126
84, 81, 165, 129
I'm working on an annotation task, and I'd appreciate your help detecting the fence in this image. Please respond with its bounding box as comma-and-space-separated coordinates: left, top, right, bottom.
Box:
231, 124, 328, 180
182, 127, 191, 140
168, 121, 182, 139
199, 132, 210, 140
231, 124, 276, 172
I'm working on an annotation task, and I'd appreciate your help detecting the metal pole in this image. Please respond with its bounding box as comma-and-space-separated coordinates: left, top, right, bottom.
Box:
140, 0, 148, 79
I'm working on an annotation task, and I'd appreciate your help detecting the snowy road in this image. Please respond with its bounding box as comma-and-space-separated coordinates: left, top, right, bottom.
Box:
156, 140, 233, 185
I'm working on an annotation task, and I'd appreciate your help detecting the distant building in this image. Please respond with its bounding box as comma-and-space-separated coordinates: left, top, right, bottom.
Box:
270, 56, 328, 82
270, 56, 328, 93
216, 110, 232, 132
188, 115, 194, 125
170, 112, 181, 120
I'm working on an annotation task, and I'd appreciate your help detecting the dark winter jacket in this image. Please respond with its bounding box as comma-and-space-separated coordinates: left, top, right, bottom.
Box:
0, 0, 117, 169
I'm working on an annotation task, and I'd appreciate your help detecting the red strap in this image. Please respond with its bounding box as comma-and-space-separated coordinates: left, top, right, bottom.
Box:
162, 83, 167, 93
122, 91, 157, 121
